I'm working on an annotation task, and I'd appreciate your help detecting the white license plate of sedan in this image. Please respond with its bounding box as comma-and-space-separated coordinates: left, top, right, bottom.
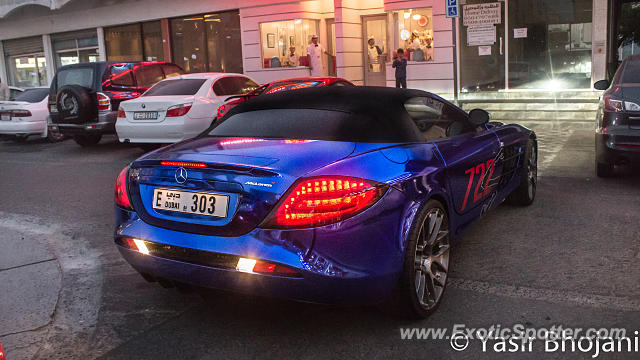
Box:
134, 111, 158, 120
152, 188, 229, 218
0, 113, 10, 121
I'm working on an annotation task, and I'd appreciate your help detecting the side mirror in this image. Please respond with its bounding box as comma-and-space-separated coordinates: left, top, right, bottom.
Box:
468, 109, 490, 126
594, 80, 609, 91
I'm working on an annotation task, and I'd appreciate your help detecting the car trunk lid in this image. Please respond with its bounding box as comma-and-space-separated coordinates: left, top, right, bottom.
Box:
119, 95, 195, 123
128, 137, 356, 236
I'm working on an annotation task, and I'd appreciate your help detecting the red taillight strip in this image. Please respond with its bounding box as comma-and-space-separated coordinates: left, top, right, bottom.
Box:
160, 161, 207, 168
618, 144, 640, 149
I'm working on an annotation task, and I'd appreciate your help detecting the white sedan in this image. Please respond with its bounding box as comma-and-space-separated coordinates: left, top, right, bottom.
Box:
116, 73, 259, 147
0, 87, 64, 142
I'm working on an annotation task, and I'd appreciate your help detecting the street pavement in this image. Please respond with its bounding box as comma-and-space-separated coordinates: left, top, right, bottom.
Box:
0, 127, 639, 359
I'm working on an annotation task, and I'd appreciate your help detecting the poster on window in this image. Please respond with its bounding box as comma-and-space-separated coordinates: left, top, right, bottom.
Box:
463, 2, 501, 27
467, 24, 496, 46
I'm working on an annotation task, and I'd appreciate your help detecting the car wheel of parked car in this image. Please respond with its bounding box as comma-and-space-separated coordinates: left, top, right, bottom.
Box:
73, 134, 102, 147
395, 199, 450, 319
506, 138, 537, 206
56, 85, 95, 122
596, 160, 614, 178
47, 128, 65, 143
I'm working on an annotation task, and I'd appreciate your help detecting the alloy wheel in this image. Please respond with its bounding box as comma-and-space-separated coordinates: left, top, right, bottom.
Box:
527, 147, 537, 199
414, 208, 450, 310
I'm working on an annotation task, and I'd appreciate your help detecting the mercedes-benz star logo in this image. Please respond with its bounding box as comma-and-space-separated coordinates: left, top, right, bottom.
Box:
175, 167, 188, 184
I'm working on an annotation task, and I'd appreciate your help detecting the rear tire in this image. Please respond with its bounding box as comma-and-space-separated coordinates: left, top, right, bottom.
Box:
73, 134, 102, 147
393, 199, 451, 319
506, 138, 537, 206
596, 161, 614, 177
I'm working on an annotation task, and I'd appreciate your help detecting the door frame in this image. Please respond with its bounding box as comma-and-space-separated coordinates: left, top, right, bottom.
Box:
361, 14, 389, 86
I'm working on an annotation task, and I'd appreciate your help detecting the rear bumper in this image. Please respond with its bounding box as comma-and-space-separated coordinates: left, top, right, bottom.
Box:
596, 133, 640, 165
115, 116, 207, 144
0, 120, 46, 136
114, 187, 408, 304
50, 111, 116, 135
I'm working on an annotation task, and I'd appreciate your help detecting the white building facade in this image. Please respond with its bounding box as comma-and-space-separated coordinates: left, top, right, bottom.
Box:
0, 0, 609, 100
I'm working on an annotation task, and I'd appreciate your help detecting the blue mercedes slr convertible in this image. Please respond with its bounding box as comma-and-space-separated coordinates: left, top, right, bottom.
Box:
114, 87, 537, 318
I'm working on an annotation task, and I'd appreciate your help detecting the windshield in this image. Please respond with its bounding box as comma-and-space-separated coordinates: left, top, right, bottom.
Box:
144, 79, 206, 96
209, 108, 418, 142
14, 88, 48, 103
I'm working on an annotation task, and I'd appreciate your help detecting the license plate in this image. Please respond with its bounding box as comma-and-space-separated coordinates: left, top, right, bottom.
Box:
134, 111, 158, 120
0, 113, 10, 121
152, 188, 229, 218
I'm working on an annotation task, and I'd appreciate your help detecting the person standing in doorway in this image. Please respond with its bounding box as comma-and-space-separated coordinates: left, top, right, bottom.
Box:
0, 78, 9, 101
307, 35, 330, 76
392, 49, 408, 88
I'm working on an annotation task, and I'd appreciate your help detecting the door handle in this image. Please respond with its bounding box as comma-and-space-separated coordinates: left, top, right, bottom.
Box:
499, 37, 504, 56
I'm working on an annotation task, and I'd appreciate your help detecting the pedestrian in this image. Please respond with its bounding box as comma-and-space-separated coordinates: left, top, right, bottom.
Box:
0, 78, 9, 101
367, 37, 383, 72
286, 46, 299, 67
306, 35, 330, 76
393, 48, 408, 88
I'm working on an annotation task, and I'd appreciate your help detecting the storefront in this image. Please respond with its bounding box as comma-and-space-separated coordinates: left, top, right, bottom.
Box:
0, 0, 610, 102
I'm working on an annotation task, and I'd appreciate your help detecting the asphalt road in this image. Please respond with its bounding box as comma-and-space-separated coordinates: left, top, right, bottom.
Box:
0, 128, 639, 360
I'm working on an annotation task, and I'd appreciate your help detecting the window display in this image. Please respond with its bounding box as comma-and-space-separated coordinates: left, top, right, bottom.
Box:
390, 8, 434, 62
260, 19, 319, 68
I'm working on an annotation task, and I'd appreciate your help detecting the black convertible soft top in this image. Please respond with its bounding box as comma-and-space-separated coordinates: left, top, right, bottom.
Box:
213, 86, 457, 143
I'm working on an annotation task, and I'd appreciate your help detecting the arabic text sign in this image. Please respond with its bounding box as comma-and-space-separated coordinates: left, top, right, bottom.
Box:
463, 2, 501, 27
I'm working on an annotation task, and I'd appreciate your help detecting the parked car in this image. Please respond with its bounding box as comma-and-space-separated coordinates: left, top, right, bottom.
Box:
216, 76, 353, 118
116, 73, 259, 149
594, 54, 640, 177
0, 87, 64, 142
48, 61, 183, 147
114, 87, 537, 318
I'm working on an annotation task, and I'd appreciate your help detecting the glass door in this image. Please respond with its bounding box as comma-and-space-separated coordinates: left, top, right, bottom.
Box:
459, 0, 506, 93
363, 15, 388, 86
326, 18, 336, 76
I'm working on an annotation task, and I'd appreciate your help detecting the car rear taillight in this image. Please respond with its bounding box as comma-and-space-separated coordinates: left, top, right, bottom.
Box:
97, 92, 111, 112
117, 108, 126, 118
216, 104, 226, 118
115, 166, 132, 209
166, 103, 192, 117
11, 110, 32, 117
236, 257, 298, 276
261, 176, 388, 228
49, 104, 57, 113
603, 94, 624, 112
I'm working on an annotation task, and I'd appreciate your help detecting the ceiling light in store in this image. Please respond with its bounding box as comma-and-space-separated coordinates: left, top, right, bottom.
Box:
294, 18, 302, 24
183, 17, 203, 21
205, 18, 221, 22
404, 10, 411, 19
413, 14, 421, 20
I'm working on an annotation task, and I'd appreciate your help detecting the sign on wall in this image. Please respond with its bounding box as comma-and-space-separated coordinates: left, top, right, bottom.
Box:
446, 0, 459, 18
467, 24, 496, 46
463, 2, 501, 27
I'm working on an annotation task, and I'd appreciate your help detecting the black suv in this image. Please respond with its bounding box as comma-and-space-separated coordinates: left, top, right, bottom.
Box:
594, 55, 640, 177
48, 61, 183, 146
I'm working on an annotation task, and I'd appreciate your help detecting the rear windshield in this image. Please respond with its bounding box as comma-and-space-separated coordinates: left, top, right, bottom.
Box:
621, 61, 640, 83
14, 88, 48, 103
144, 79, 206, 96
56, 67, 94, 89
209, 108, 418, 142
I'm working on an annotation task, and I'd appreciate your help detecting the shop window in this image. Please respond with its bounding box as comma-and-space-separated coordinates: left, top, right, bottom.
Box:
106, 21, 163, 62
259, 19, 319, 68
390, 9, 434, 62
106, 24, 143, 62
53, 31, 99, 68
171, 11, 242, 73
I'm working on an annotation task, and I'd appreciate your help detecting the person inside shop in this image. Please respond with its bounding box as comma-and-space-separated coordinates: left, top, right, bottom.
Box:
409, 32, 425, 61
367, 37, 383, 72
0, 78, 9, 101
286, 46, 299, 67
307, 34, 331, 76
392, 48, 408, 88
424, 37, 434, 62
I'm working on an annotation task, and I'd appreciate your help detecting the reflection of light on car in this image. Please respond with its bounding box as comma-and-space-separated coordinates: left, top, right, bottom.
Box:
283, 139, 313, 144
133, 239, 150, 255
219, 138, 267, 146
